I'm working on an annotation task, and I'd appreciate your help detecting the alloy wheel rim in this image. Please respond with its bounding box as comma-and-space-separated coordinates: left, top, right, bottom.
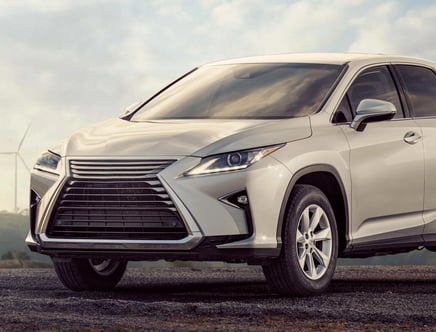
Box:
89, 259, 120, 276
295, 204, 332, 280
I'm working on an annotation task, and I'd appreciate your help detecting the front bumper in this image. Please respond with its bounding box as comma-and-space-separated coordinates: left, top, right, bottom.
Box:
27, 155, 291, 262
26, 233, 280, 263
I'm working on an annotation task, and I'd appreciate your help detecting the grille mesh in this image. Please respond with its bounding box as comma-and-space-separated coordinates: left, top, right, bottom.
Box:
47, 160, 188, 240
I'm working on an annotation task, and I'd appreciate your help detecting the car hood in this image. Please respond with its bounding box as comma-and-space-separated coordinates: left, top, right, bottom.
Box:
62, 117, 311, 157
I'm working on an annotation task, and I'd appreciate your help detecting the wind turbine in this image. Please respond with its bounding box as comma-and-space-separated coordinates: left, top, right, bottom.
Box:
0, 125, 31, 213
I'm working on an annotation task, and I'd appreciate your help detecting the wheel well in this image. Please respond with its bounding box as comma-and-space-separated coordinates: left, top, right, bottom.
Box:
295, 172, 348, 252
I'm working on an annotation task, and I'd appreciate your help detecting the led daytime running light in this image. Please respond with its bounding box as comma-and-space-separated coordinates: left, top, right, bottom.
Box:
185, 144, 283, 176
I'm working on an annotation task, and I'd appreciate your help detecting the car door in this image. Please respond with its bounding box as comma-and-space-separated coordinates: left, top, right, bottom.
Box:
337, 65, 425, 250
394, 64, 436, 246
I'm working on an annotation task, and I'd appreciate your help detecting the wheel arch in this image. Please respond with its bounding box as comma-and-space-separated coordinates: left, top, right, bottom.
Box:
277, 165, 349, 253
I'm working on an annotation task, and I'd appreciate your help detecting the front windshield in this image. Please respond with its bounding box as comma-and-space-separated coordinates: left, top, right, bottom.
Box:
131, 63, 344, 120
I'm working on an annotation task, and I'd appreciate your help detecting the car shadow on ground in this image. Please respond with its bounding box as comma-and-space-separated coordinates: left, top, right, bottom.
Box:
55, 277, 436, 303
101, 280, 274, 301
328, 279, 436, 294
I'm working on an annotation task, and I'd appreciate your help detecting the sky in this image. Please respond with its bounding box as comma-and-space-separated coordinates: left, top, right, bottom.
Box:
0, 0, 435, 211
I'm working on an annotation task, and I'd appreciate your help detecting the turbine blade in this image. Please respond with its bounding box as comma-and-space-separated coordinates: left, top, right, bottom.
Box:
17, 123, 31, 152
18, 153, 31, 173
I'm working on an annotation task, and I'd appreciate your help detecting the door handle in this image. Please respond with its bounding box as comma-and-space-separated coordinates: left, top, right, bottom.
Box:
403, 131, 422, 145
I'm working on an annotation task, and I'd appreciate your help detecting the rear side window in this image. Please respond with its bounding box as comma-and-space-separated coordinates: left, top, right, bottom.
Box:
395, 65, 436, 118
347, 66, 403, 118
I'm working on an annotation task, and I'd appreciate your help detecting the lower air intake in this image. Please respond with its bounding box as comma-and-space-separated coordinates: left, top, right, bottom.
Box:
47, 159, 188, 240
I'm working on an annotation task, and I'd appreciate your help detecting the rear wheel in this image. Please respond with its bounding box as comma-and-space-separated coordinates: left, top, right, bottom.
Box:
53, 258, 127, 291
263, 184, 338, 296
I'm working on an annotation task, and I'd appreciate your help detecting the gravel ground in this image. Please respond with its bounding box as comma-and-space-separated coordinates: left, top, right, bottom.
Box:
0, 265, 435, 331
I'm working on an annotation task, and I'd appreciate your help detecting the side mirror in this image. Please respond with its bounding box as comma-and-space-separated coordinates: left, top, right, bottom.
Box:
119, 101, 141, 118
350, 99, 396, 132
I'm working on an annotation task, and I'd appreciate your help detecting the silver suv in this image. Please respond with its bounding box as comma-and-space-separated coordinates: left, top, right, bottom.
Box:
27, 53, 436, 296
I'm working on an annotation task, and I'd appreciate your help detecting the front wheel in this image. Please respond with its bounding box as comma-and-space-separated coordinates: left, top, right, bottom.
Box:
263, 184, 338, 296
53, 258, 127, 291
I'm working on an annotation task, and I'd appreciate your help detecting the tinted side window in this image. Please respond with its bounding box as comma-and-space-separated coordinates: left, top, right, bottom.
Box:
395, 65, 436, 117
347, 66, 403, 118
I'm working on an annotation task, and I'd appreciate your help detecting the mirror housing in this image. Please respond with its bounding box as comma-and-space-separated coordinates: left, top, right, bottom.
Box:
119, 101, 142, 119
350, 99, 396, 132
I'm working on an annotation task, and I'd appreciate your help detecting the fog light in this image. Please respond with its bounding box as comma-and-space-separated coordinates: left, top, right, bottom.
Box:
220, 190, 249, 209
237, 194, 249, 205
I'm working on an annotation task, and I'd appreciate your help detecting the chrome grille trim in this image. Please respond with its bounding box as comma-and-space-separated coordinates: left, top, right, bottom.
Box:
70, 160, 173, 179
47, 159, 189, 240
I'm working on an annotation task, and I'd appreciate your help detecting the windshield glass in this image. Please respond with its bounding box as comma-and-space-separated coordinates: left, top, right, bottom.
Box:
131, 63, 344, 120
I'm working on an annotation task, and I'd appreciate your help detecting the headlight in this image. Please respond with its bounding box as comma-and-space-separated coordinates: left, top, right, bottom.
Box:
185, 144, 284, 176
34, 151, 62, 175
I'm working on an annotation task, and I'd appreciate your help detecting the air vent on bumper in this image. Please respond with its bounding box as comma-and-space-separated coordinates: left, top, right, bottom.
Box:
47, 159, 188, 240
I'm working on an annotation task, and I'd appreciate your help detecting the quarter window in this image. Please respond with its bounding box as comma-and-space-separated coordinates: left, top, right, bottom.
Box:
395, 65, 436, 118
332, 96, 353, 123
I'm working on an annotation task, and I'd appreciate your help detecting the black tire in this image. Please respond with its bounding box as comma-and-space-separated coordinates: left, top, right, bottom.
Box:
53, 258, 127, 291
426, 247, 436, 252
263, 184, 338, 296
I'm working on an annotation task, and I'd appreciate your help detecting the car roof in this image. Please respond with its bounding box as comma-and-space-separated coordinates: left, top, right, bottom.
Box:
208, 53, 435, 67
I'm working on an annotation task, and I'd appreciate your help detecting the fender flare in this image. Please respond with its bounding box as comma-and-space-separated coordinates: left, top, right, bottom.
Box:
276, 164, 349, 249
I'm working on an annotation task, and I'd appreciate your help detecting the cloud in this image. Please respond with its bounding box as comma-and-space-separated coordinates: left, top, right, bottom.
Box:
0, 0, 76, 16
0, 0, 435, 210
203, 0, 436, 57
211, 1, 244, 28
348, 2, 436, 58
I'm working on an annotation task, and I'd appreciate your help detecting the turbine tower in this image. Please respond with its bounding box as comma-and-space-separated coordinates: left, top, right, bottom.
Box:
0, 125, 31, 213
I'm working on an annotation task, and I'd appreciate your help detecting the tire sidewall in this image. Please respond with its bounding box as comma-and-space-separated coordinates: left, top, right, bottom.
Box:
53, 258, 127, 291
80, 259, 127, 289
283, 185, 338, 294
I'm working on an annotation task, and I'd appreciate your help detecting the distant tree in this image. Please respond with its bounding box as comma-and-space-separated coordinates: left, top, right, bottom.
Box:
1, 251, 13, 260
1, 251, 30, 261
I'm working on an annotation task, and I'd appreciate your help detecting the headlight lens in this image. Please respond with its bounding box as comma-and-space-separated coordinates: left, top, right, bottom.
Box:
185, 144, 284, 176
34, 151, 62, 175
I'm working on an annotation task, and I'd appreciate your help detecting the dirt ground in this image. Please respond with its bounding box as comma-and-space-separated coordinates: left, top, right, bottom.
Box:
0, 265, 435, 331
